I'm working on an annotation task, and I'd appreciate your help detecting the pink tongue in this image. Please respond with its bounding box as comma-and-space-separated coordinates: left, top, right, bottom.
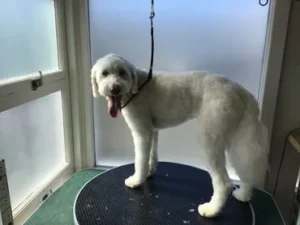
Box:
107, 96, 121, 118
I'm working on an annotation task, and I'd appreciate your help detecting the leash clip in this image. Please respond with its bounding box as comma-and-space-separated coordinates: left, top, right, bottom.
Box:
150, 11, 155, 19
150, 4, 155, 19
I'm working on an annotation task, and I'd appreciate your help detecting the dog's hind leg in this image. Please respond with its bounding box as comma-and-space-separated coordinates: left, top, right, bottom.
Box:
148, 131, 159, 177
228, 114, 269, 202
196, 102, 238, 218
197, 132, 232, 218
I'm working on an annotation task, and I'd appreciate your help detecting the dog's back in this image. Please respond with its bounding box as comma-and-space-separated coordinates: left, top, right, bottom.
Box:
145, 71, 259, 130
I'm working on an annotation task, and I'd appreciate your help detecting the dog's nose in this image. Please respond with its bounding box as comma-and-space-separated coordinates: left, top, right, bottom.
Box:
110, 85, 121, 95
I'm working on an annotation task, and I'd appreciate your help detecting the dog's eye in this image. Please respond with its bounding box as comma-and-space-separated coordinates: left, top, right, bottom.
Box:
102, 70, 109, 76
119, 69, 126, 76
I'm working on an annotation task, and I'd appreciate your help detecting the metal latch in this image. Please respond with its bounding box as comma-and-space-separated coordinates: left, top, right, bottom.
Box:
31, 71, 43, 91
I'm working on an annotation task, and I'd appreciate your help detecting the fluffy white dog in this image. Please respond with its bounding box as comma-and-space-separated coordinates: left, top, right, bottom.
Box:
91, 54, 269, 218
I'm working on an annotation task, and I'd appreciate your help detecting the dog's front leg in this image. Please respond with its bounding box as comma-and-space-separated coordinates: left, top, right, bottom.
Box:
125, 129, 153, 188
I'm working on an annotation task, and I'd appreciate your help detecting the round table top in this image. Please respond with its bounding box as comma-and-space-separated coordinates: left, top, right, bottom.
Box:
74, 162, 257, 225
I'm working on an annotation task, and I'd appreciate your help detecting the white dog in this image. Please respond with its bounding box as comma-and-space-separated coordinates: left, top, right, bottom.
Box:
91, 54, 269, 218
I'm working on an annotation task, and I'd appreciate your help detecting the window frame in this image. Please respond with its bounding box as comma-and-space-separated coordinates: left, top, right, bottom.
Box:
256, 0, 291, 192
257, 0, 291, 141
0, 0, 75, 223
64, 0, 95, 171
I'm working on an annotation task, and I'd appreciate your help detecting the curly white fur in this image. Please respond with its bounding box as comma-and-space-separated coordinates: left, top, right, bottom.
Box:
91, 54, 269, 218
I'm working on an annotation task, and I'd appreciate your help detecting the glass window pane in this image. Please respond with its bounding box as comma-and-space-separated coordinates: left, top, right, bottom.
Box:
0, 92, 66, 210
90, 0, 270, 177
0, 0, 58, 80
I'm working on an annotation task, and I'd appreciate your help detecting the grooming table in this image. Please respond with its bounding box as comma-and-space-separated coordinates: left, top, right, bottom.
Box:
73, 162, 285, 225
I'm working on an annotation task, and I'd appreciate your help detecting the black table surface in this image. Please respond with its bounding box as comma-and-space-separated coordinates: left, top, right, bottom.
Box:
74, 162, 285, 225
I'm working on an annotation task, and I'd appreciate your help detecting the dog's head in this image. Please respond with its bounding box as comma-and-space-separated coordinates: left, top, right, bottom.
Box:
91, 54, 138, 118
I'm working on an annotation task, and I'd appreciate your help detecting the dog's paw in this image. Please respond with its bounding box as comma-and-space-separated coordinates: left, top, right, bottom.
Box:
125, 176, 144, 188
232, 188, 252, 202
198, 202, 221, 218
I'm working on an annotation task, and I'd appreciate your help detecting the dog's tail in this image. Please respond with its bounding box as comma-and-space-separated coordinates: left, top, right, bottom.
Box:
228, 91, 269, 188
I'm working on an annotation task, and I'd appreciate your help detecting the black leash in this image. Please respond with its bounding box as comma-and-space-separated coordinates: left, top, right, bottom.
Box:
121, 0, 155, 109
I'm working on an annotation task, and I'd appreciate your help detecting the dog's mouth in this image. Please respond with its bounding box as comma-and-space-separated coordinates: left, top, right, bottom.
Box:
106, 96, 122, 118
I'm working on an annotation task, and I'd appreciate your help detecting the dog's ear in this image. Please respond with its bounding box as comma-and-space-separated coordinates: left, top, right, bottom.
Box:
91, 68, 100, 97
130, 66, 138, 94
